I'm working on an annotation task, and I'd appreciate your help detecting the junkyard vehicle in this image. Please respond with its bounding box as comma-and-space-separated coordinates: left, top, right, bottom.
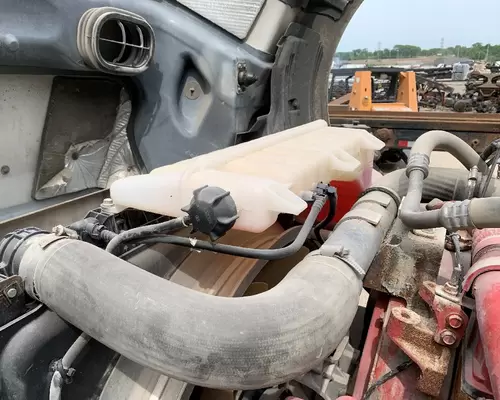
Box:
2, 1, 500, 400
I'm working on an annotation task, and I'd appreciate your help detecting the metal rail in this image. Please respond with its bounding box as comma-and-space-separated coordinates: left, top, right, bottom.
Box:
329, 107, 500, 152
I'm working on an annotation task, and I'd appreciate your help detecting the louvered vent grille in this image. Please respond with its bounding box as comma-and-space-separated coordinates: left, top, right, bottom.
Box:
78, 7, 155, 75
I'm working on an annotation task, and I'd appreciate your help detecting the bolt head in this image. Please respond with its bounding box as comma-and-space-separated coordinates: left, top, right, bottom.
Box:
52, 225, 65, 236
0, 165, 10, 175
6, 287, 17, 299
441, 330, 456, 346
101, 198, 114, 207
447, 314, 463, 329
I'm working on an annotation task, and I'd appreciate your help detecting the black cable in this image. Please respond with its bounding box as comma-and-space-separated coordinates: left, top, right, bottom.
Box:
362, 360, 414, 400
480, 148, 500, 197
314, 190, 337, 244
119, 196, 328, 260
106, 216, 190, 255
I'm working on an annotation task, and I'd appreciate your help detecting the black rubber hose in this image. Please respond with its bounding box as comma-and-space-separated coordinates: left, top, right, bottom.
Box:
106, 217, 189, 255
16, 189, 398, 389
49, 333, 91, 400
68, 219, 118, 242
0, 309, 76, 400
480, 149, 500, 197
314, 192, 337, 244
120, 196, 327, 260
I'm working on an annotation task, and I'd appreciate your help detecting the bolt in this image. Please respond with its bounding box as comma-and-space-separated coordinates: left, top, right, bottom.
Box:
441, 330, 456, 346
447, 314, 463, 329
6, 287, 17, 299
101, 198, 114, 208
52, 225, 66, 236
443, 281, 459, 296
0, 165, 10, 175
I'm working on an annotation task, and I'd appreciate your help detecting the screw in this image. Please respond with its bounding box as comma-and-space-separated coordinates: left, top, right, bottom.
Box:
447, 314, 463, 329
0, 165, 10, 175
6, 287, 17, 299
441, 330, 456, 346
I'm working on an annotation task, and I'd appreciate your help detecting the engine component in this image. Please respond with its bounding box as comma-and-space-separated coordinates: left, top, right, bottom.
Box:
105, 216, 187, 255
0, 227, 47, 276
397, 130, 500, 230
386, 305, 450, 397
181, 186, 238, 241
463, 228, 500, 399
1, 184, 398, 389
0, 275, 25, 326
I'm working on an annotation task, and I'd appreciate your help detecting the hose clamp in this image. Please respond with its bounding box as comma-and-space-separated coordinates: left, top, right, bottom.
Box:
320, 245, 365, 276
358, 186, 401, 209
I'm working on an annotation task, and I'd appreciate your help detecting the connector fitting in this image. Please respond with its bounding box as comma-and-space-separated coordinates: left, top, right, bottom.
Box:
406, 153, 430, 179
439, 200, 474, 231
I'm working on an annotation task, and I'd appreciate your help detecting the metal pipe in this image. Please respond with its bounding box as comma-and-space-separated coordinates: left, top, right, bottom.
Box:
468, 228, 500, 399
14, 189, 398, 389
409, 130, 487, 173
395, 130, 498, 230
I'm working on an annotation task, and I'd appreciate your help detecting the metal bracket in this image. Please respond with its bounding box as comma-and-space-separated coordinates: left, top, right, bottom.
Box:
386, 306, 451, 397
420, 281, 469, 347
354, 191, 392, 208
338, 208, 382, 226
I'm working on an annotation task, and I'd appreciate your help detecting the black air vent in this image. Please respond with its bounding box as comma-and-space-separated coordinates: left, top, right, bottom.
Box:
78, 7, 155, 75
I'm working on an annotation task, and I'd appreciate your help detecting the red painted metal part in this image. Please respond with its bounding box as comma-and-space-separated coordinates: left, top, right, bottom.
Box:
463, 318, 493, 397
354, 297, 438, 400
419, 281, 469, 347
474, 272, 500, 399
352, 296, 388, 399
464, 228, 500, 399
386, 305, 451, 397
463, 228, 500, 292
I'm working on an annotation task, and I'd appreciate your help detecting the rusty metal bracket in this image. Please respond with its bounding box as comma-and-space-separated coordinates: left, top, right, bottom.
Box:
419, 281, 469, 347
386, 306, 452, 397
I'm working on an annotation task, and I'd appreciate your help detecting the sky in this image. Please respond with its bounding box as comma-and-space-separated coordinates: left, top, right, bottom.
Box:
337, 0, 500, 52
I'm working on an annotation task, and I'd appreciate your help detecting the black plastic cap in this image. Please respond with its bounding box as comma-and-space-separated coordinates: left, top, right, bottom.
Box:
181, 186, 238, 241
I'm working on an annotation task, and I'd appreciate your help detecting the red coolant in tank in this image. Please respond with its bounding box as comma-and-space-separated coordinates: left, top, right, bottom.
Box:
299, 167, 380, 228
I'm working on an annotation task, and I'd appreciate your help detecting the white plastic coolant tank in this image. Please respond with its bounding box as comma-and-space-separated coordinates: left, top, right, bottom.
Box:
111, 120, 383, 232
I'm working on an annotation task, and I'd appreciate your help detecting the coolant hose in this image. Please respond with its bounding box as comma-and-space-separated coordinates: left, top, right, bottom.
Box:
123, 196, 327, 260
105, 216, 189, 255
15, 188, 398, 389
396, 130, 500, 230
410, 130, 487, 172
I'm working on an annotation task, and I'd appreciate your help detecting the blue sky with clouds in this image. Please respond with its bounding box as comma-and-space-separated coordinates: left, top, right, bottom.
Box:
337, 0, 500, 51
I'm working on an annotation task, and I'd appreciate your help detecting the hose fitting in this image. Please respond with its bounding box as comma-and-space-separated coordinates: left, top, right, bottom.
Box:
406, 153, 430, 179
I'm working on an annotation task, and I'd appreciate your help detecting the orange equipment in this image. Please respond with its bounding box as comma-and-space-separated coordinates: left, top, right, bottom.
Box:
348, 70, 418, 112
